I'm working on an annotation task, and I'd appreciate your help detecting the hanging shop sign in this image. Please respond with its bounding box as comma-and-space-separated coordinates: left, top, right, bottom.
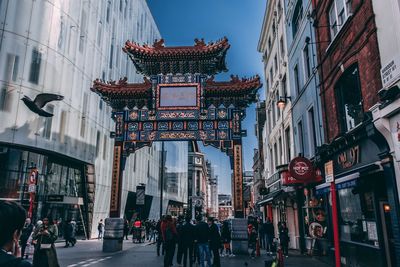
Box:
289, 156, 314, 181
325, 160, 334, 183
233, 144, 243, 212
282, 168, 323, 186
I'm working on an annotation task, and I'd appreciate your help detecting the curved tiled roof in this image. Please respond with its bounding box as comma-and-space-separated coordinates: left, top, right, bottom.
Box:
123, 38, 230, 76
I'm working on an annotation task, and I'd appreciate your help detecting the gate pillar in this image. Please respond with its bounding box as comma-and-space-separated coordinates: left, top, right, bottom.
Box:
233, 140, 244, 218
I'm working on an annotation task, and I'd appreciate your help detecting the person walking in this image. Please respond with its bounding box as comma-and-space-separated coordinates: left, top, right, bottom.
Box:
156, 218, 164, 256
279, 222, 289, 257
20, 218, 33, 259
264, 218, 275, 255
220, 221, 232, 257
97, 219, 104, 240
123, 220, 129, 240
179, 216, 195, 267
63, 220, 74, 248
0, 200, 32, 267
194, 216, 211, 267
161, 215, 177, 267
32, 216, 60, 267
208, 217, 221, 267
176, 216, 185, 266
248, 227, 258, 259
257, 218, 265, 249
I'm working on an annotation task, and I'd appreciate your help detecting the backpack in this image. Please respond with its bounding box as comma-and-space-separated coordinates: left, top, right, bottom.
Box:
165, 226, 174, 242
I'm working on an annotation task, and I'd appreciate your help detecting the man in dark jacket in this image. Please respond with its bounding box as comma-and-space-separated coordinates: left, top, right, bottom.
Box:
207, 217, 221, 267
194, 216, 212, 267
179, 216, 195, 267
264, 218, 275, 255
0, 200, 32, 267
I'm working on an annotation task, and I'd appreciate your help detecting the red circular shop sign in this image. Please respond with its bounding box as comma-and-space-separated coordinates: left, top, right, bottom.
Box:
289, 156, 314, 181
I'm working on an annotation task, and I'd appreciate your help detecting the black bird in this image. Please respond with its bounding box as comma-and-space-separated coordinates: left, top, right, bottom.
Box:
21, 93, 64, 117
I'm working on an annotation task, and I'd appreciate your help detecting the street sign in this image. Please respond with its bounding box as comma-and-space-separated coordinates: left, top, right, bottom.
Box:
325, 160, 334, 182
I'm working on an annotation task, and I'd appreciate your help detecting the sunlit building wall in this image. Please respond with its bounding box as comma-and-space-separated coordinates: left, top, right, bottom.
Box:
0, 0, 188, 238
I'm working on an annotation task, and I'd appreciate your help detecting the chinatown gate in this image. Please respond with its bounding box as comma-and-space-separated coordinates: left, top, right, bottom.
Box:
91, 38, 261, 247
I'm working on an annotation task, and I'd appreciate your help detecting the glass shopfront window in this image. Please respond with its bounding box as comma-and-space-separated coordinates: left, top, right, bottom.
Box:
338, 187, 378, 246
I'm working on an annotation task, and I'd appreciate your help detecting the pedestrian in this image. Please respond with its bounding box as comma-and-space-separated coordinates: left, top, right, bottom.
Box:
264, 218, 274, 255
179, 216, 195, 267
63, 220, 73, 248
176, 216, 185, 266
220, 221, 233, 257
194, 215, 212, 267
248, 227, 257, 259
97, 219, 104, 240
161, 215, 177, 267
32, 216, 60, 267
257, 218, 266, 249
279, 222, 289, 257
0, 200, 32, 267
208, 217, 221, 267
20, 218, 33, 259
156, 217, 165, 256
124, 220, 129, 240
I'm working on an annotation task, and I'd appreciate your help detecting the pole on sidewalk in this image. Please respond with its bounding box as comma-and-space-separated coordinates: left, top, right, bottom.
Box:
331, 182, 341, 267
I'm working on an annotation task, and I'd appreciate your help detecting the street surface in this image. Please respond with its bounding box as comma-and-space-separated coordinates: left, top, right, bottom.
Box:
43, 239, 333, 267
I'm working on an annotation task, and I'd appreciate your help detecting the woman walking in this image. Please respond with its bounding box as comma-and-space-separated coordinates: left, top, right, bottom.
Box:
32, 216, 60, 267
279, 222, 289, 258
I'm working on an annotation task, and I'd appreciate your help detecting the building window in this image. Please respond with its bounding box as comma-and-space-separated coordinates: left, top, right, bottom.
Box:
292, 0, 303, 38
274, 143, 278, 170
268, 109, 272, 133
280, 37, 285, 58
80, 93, 88, 138
297, 120, 304, 155
97, 21, 102, 45
268, 37, 272, 50
274, 55, 278, 72
278, 0, 282, 15
294, 65, 300, 94
43, 105, 54, 140
285, 127, 291, 162
269, 148, 273, 174
270, 68, 273, 81
329, 0, 351, 38
281, 74, 287, 96
5, 54, 19, 82
308, 107, 317, 156
79, 10, 87, 53
303, 45, 311, 80
272, 99, 276, 126
335, 64, 363, 132
29, 49, 42, 84
109, 44, 114, 68
106, 1, 111, 23
59, 110, 67, 143
103, 134, 107, 160
278, 136, 282, 165
96, 131, 101, 157
266, 78, 269, 91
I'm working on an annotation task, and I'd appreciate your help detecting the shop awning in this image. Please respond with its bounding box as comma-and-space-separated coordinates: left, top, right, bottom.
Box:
256, 190, 282, 206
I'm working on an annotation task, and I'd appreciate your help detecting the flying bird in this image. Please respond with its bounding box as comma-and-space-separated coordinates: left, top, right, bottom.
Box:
21, 93, 64, 117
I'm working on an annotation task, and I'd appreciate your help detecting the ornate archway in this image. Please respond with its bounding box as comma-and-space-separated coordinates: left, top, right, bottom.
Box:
91, 37, 261, 219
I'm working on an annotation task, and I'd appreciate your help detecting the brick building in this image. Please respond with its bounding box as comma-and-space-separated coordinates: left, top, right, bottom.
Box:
311, 0, 400, 266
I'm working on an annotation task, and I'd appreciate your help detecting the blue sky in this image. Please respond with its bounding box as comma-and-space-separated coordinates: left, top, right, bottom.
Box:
146, 0, 267, 194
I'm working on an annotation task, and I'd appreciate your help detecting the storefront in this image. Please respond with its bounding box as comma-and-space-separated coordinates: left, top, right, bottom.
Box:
0, 145, 91, 237
315, 121, 399, 267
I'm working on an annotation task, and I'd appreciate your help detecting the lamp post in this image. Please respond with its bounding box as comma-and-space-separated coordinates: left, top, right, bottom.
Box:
277, 95, 291, 110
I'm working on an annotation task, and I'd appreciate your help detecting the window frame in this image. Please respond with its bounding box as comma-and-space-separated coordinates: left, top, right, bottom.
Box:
329, 0, 351, 39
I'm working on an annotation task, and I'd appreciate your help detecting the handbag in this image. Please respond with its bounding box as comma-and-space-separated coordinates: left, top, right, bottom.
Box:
39, 234, 52, 250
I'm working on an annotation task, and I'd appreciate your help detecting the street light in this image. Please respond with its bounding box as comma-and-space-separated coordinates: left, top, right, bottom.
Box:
277, 95, 291, 110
